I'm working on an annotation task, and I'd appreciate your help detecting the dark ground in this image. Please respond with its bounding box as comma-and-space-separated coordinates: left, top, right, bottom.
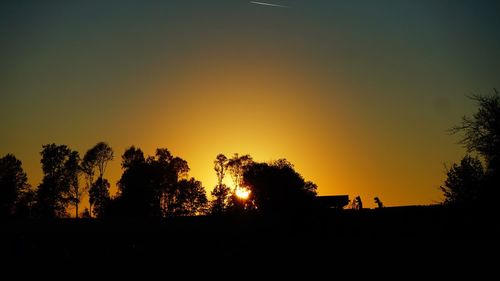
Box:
1, 205, 499, 270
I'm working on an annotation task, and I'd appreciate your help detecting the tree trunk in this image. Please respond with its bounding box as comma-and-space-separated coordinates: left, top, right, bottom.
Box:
75, 203, 79, 218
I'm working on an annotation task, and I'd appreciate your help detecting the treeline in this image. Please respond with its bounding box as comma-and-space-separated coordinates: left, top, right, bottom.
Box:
2, 90, 498, 219
0, 144, 317, 219
440, 89, 500, 211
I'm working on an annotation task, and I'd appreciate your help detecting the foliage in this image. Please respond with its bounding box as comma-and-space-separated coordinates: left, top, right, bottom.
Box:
210, 154, 230, 214
214, 154, 228, 185
173, 178, 208, 216
65, 151, 82, 218
3, 147, 323, 218
211, 183, 231, 214
82, 142, 114, 217
0, 154, 31, 217
226, 153, 253, 192
121, 146, 145, 169
15, 188, 36, 218
224, 153, 254, 212
243, 159, 317, 214
441, 155, 484, 206
444, 89, 500, 207
112, 146, 207, 218
115, 147, 157, 217
36, 144, 77, 218
89, 177, 110, 218
451, 89, 500, 171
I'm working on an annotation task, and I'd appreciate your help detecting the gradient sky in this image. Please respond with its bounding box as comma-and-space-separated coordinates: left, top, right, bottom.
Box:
1, 0, 500, 208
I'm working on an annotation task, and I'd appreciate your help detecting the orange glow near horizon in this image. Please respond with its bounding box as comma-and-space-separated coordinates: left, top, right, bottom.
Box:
9, 40, 463, 212
3, 1, 492, 213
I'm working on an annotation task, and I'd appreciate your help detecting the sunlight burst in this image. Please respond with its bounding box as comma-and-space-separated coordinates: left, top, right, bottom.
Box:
235, 187, 251, 200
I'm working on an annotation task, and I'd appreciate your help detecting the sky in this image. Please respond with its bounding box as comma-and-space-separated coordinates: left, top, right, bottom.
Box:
1, 0, 500, 209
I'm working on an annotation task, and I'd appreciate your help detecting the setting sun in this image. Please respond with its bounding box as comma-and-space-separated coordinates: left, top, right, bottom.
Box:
235, 187, 251, 200
1, 0, 500, 264
1, 0, 498, 211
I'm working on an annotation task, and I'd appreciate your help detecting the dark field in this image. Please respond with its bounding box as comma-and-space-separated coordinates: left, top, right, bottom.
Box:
2, 205, 499, 266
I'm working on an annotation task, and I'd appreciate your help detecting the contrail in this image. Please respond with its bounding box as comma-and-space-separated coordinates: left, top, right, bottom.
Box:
250, 1, 290, 8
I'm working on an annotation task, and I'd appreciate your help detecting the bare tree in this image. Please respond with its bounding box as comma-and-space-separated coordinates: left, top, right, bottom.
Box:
451, 89, 500, 172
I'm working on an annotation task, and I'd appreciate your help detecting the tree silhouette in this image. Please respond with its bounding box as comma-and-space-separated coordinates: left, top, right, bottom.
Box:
226, 153, 253, 203
36, 144, 70, 217
115, 146, 158, 217
93, 142, 114, 178
211, 154, 230, 214
227, 154, 253, 190
242, 159, 317, 214
0, 154, 31, 218
82, 142, 113, 217
374, 197, 383, 208
451, 89, 500, 172
226, 192, 256, 213
447, 89, 500, 207
36, 144, 79, 218
152, 148, 190, 217
113, 146, 207, 218
65, 151, 82, 218
81, 150, 97, 216
304, 181, 318, 196
211, 184, 230, 214
441, 155, 484, 206
15, 188, 36, 218
121, 145, 145, 169
223, 154, 254, 212
172, 178, 208, 216
214, 154, 228, 184
89, 177, 110, 218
